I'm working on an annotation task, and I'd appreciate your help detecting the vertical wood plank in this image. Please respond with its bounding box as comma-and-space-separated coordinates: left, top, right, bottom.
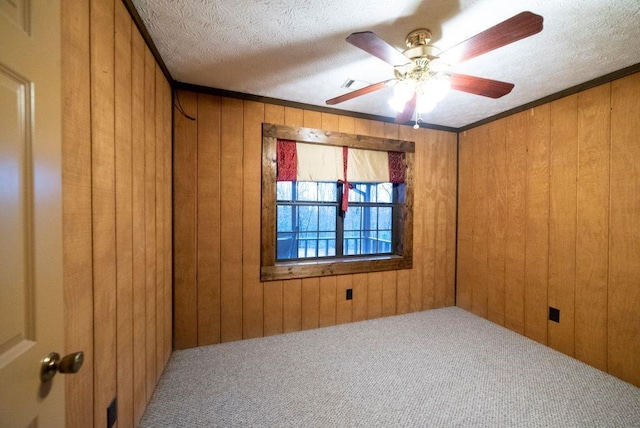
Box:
575, 85, 610, 371
487, 121, 507, 325
114, 3, 133, 425
395, 269, 411, 314
409, 128, 426, 313
90, 0, 116, 423
301, 277, 320, 330
504, 112, 528, 335
196, 94, 221, 346
471, 126, 488, 318
282, 279, 301, 333
445, 131, 458, 307
263, 103, 286, 335
61, 0, 93, 423
524, 105, 550, 345
143, 47, 157, 398
609, 73, 640, 388
351, 273, 368, 322
456, 131, 473, 311
220, 97, 244, 342
130, 27, 147, 423
548, 94, 578, 357
173, 90, 198, 349
367, 272, 383, 319
433, 131, 450, 309
336, 275, 353, 324
162, 80, 173, 366
319, 276, 337, 327
154, 65, 165, 382
264, 280, 284, 336
242, 100, 266, 339
381, 270, 397, 317
421, 129, 437, 310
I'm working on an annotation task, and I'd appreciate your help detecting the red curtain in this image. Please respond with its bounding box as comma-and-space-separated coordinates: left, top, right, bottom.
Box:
276, 139, 297, 181
276, 139, 405, 211
388, 151, 405, 183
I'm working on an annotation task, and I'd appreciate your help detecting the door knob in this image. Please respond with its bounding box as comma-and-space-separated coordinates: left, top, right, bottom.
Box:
40, 351, 84, 382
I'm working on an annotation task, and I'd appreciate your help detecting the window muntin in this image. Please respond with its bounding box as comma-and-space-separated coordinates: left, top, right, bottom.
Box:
276, 181, 399, 261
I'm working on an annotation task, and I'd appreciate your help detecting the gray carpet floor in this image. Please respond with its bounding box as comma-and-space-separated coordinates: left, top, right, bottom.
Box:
140, 307, 640, 427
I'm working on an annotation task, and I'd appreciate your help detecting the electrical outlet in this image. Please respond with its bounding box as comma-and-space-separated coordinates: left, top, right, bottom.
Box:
346, 288, 353, 300
549, 307, 560, 323
107, 398, 117, 428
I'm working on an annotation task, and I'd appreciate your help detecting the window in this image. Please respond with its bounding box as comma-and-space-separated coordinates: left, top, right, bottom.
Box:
261, 123, 414, 281
276, 182, 401, 260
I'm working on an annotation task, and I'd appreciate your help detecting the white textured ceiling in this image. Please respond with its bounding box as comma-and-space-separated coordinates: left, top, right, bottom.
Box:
132, 0, 640, 129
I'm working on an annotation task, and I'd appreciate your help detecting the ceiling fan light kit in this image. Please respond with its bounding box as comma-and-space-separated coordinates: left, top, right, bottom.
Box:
326, 11, 544, 128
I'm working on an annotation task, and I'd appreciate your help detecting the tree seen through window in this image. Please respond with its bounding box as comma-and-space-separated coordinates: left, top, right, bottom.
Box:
276, 181, 397, 260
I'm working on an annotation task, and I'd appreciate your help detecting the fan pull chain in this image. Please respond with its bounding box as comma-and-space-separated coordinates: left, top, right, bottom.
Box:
413, 110, 423, 129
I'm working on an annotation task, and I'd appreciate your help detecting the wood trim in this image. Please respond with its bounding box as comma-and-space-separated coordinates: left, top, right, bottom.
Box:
262, 256, 413, 281
459, 62, 640, 132
263, 123, 415, 152
176, 82, 458, 133
175, 62, 640, 136
261, 122, 414, 282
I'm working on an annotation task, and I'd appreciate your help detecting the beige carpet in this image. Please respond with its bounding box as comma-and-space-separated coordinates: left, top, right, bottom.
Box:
141, 307, 640, 427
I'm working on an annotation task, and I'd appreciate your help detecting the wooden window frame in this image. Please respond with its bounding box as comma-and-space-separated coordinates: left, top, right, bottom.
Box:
261, 123, 414, 281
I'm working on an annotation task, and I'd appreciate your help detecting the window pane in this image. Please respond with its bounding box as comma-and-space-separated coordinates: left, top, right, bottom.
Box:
276, 181, 292, 201
365, 207, 378, 230
344, 206, 362, 231
318, 233, 336, 257
348, 183, 365, 202
297, 205, 318, 231
295, 182, 316, 201
319, 206, 337, 231
362, 231, 378, 254
377, 183, 393, 203
317, 182, 337, 202
276, 203, 337, 260
378, 230, 392, 253
348, 182, 393, 203
277, 232, 297, 259
277, 205, 293, 232
343, 231, 360, 255
378, 207, 392, 230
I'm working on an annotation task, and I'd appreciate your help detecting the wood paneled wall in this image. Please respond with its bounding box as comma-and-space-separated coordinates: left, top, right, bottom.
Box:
457, 72, 640, 388
62, 0, 173, 426
173, 91, 457, 350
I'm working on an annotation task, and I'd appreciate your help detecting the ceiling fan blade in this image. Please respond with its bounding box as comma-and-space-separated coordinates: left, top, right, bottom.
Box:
346, 31, 411, 66
439, 11, 543, 63
395, 93, 417, 124
450, 73, 514, 98
326, 80, 394, 105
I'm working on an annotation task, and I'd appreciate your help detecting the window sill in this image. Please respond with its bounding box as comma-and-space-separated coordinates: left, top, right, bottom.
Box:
260, 254, 412, 281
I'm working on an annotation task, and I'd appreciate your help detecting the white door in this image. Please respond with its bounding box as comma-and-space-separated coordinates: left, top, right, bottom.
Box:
0, 0, 68, 426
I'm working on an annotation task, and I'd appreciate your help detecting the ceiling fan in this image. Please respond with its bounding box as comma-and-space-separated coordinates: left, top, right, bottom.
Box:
326, 11, 544, 126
